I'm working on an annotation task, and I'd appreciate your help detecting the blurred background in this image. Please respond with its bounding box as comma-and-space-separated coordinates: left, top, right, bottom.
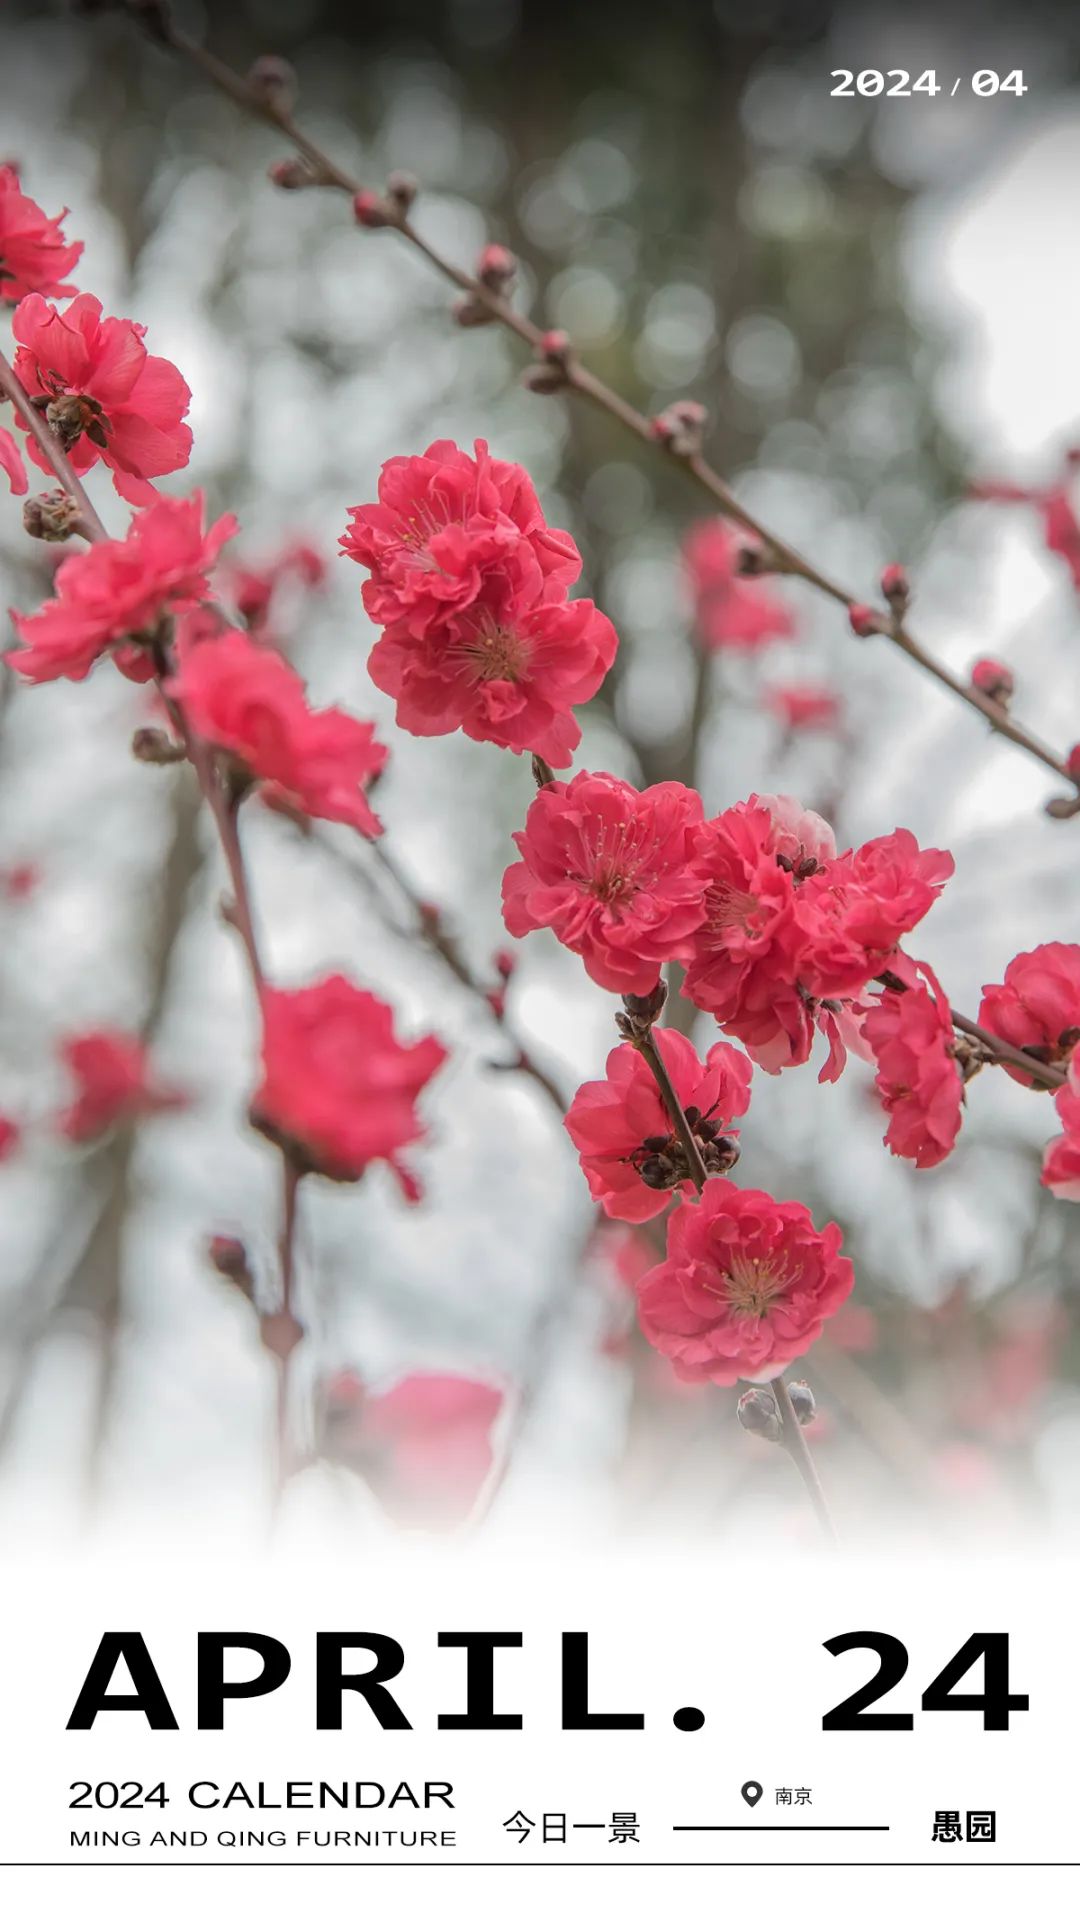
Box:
1, 0, 1080, 1550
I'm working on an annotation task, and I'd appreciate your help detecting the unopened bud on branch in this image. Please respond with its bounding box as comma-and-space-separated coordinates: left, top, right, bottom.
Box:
207, 1234, 255, 1301
880, 561, 910, 614
847, 602, 881, 638
616, 981, 668, 1040
735, 536, 772, 577
477, 242, 517, 291
970, 656, 1014, 706
385, 170, 418, 217
650, 398, 707, 457
131, 726, 186, 766
269, 156, 317, 191
787, 1379, 817, 1426
737, 1387, 783, 1445
522, 327, 572, 394
248, 54, 297, 114
353, 189, 393, 229
22, 490, 81, 542
452, 293, 496, 327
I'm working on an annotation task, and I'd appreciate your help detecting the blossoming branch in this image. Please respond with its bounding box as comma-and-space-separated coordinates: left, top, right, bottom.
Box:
5, 14, 1080, 1541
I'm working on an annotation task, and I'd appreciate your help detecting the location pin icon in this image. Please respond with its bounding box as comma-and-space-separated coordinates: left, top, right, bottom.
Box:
741, 1780, 763, 1807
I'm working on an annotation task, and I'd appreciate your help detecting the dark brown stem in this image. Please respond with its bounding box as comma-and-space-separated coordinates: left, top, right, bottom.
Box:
142, 24, 1080, 800
276, 1157, 301, 1492
951, 1010, 1066, 1091
211, 785, 264, 985
634, 1026, 711, 1191
314, 827, 568, 1113
772, 1375, 837, 1543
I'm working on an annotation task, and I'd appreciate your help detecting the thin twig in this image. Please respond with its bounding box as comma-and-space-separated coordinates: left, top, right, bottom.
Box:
952, 1010, 1066, 1090
772, 1373, 837, 1542
146, 15, 1080, 800
276, 1157, 301, 1492
313, 824, 568, 1112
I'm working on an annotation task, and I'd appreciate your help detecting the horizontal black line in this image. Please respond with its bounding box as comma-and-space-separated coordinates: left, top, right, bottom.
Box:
0, 1860, 1070, 1868
672, 1826, 891, 1833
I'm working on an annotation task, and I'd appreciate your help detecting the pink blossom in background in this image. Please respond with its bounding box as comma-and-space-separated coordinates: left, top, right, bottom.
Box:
973, 460, 1080, 594
826, 1302, 879, 1353
319, 1369, 504, 1527
565, 1027, 752, 1222
0, 164, 83, 300
0, 427, 27, 496
1041, 1057, 1080, 1201
767, 683, 842, 731
978, 942, 1080, 1085
636, 1180, 854, 1386
58, 1030, 185, 1143
862, 965, 964, 1169
10, 492, 237, 683
0, 862, 39, 902
502, 771, 706, 994
12, 292, 192, 505
341, 437, 580, 634
169, 625, 387, 837
227, 538, 328, 631
682, 518, 796, 652
251, 975, 447, 1191
588, 1220, 655, 1293
0, 1115, 21, 1162
368, 542, 618, 767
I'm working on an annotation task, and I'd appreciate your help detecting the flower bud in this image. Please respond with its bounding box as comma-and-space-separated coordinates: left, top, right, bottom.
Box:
22, 490, 81, 542
1067, 743, 1080, 780
131, 726, 186, 767
523, 329, 572, 394
737, 1387, 783, 1445
617, 981, 668, 1038
650, 398, 707, 457
452, 292, 495, 328
248, 54, 296, 114
269, 156, 317, 191
847, 602, 880, 638
385, 170, 418, 217
207, 1233, 255, 1301
477, 242, 516, 290
541, 328, 570, 358
353, 189, 392, 229
734, 537, 770, 577
970, 656, 1014, 705
880, 562, 909, 612
260, 1309, 305, 1362
494, 948, 516, 981
787, 1379, 817, 1426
